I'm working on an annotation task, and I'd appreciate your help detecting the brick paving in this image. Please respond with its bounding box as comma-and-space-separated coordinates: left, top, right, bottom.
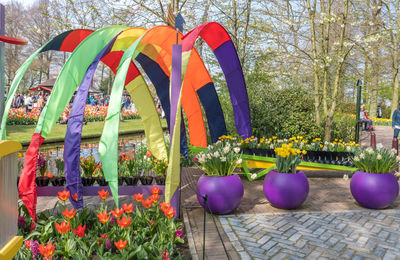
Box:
220, 210, 400, 259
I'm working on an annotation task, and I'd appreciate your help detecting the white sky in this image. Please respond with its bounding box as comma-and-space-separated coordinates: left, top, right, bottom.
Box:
0, 0, 38, 8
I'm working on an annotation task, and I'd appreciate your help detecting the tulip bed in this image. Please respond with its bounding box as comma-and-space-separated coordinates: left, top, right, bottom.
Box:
16, 187, 184, 259
7, 106, 141, 125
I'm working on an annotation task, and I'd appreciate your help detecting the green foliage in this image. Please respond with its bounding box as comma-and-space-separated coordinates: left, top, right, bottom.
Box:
351, 146, 400, 173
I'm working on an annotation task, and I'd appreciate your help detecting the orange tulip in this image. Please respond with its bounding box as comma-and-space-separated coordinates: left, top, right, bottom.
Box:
114, 239, 127, 250
57, 190, 70, 201
38, 242, 55, 258
159, 202, 171, 212
142, 198, 153, 208
45, 173, 53, 178
117, 216, 131, 229
149, 194, 159, 203
72, 193, 78, 201
55, 221, 70, 234
98, 189, 110, 200
134, 193, 144, 202
72, 225, 86, 238
111, 207, 124, 218
97, 210, 110, 224
163, 206, 175, 218
122, 203, 134, 214
150, 186, 161, 195
61, 208, 76, 220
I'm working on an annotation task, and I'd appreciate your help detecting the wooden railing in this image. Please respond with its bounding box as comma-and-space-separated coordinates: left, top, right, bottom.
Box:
0, 140, 23, 259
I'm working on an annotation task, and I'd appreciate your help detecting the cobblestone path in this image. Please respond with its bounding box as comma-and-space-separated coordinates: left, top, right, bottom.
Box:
220, 209, 400, 259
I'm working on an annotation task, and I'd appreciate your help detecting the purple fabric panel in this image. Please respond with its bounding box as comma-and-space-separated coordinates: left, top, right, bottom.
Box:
213, 41, 252, 138
64, 36, 118, 209
169, 44, 182, 145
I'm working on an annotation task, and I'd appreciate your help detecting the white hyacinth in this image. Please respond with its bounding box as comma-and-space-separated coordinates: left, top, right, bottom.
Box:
234, 147, 240, 154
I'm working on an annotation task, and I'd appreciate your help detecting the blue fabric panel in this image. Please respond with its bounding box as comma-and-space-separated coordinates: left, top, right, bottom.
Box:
197, 82, 227, 142
40, 30, 73, 53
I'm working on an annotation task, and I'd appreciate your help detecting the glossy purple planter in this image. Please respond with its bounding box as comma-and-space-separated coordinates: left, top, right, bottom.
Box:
350, 171, 399, 209
263, 170, 309, 209
197, 174, 244, 215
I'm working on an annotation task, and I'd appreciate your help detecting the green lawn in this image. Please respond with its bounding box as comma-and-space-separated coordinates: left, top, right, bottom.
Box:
6, 119, 167, 143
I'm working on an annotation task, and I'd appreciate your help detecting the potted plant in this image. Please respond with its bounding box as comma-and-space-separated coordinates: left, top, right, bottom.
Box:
117, 153, 126, 186
264, 143, 309, 209
195, 141, 244, 215
93, 164, 108, 186
123, 153, 139, 186
36, 153, 49, 186
50, 157, 65, 186
140, 151, 154, 185
350, 146, 399, 209
153, 158, 168, 185
80, 156, 97, 186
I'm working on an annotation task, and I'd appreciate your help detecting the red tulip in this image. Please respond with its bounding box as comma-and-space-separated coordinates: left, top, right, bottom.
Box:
55, 221, 70, 234
114, 239, 127, 250
73, 225, 86, 237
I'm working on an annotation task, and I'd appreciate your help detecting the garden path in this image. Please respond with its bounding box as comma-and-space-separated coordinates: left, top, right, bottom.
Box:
361, 126, 395, 149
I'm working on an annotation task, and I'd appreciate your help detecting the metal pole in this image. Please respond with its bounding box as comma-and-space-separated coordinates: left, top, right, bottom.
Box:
0, 4, 5, 128
355, 80, 362, 143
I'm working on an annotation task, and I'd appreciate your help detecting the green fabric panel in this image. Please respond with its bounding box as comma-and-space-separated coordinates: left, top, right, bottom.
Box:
99, 34, 145, 207
0, 46, 45, 140
37, 25, 128, 137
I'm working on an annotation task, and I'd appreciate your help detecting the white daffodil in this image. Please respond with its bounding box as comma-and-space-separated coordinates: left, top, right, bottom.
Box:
354, 156, 360, 162
270, 144, 274, 149
377, 154, 382, 160
343, 174, 349, 180
234, 147, 240, 153
236, 158, 243, 164
377, 143, 383, 150
198, 157, 205, 163
366, 147, 374, 155
360, 153, 365, 159
223, 147, 230, 154
396, 156, 400, 162
202, 153, 206, 159
346, 146, 351, 152
220, 157, 226, 162
251, 173, 257, 180
214, 151, 220, 158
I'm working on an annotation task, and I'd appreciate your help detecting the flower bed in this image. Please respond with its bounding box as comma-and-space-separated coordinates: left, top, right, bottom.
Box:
16, 187, 184, 259
7, 106, 141, 125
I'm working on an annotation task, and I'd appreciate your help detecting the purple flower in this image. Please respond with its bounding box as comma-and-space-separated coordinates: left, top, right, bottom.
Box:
18, 216, 26, 227
105, 238, 111, 250
30, 240, 39, 258
110, 215, 116, 224
37, 155, 46, 168
174, 228, 183, 238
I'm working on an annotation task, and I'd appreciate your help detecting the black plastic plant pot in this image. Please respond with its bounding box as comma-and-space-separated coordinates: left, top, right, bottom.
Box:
36, 176, 50, 187
17, 176, 20, 187
82, 177, 95, 186
140, 176, 154, 185
97, 178, 108, 186
50, 176, 65, 186
124, 176, 139, 186
118, 177, 124, 186
155, 175, 166, 185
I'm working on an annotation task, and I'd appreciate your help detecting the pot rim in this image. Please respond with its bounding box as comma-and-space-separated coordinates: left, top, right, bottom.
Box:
200, 173, 241, 178
354, 170, 395, 175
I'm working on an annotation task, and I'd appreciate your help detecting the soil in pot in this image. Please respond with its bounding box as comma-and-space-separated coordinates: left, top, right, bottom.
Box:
124, 176, 139, 186
140, 176, 154, 185
97, 178, 108, 186
50, 177, 65, 186
36, 176, 50, 187
155, 175, 166, 185
82, 177, 95, 186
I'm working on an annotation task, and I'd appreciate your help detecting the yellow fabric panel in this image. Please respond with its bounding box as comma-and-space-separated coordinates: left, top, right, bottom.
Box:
0, 236, 23, 259
124, 78, 167, 160
111, 27, 147, 52
0, 141, 22, 160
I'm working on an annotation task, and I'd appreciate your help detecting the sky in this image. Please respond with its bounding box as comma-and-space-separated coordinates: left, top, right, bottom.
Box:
1, 0, 37, 7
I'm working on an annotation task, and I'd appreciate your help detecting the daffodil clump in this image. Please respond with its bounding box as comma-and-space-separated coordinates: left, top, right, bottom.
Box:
153, 158, 168, 176
80, 155, 99, 177
195, 141, 242, 177
274, 143, 307, 173
351, 145, 400, 173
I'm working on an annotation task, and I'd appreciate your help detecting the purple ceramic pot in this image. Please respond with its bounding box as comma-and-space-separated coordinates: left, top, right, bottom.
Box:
263, 170, 309, 209
350, 171, 399, 209
197, 174, 244, 215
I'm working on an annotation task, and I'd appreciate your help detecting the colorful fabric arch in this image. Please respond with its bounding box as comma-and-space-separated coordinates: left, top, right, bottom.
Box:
19, 26, 127, 221
182, 22, 252, 138
0, 29, 93, 140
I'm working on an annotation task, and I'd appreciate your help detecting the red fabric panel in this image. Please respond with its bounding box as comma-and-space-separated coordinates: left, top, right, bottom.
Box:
59, 29, 93, 52
101, 51, 141, 86
18, 133, 45, 222
182, 22, 231, 52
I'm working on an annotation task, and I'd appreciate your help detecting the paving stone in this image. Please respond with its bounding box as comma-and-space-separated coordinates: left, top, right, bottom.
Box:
220, 209, 400, 259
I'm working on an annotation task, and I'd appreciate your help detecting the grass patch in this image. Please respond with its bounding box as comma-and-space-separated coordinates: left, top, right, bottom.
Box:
6, 119, 167, 143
